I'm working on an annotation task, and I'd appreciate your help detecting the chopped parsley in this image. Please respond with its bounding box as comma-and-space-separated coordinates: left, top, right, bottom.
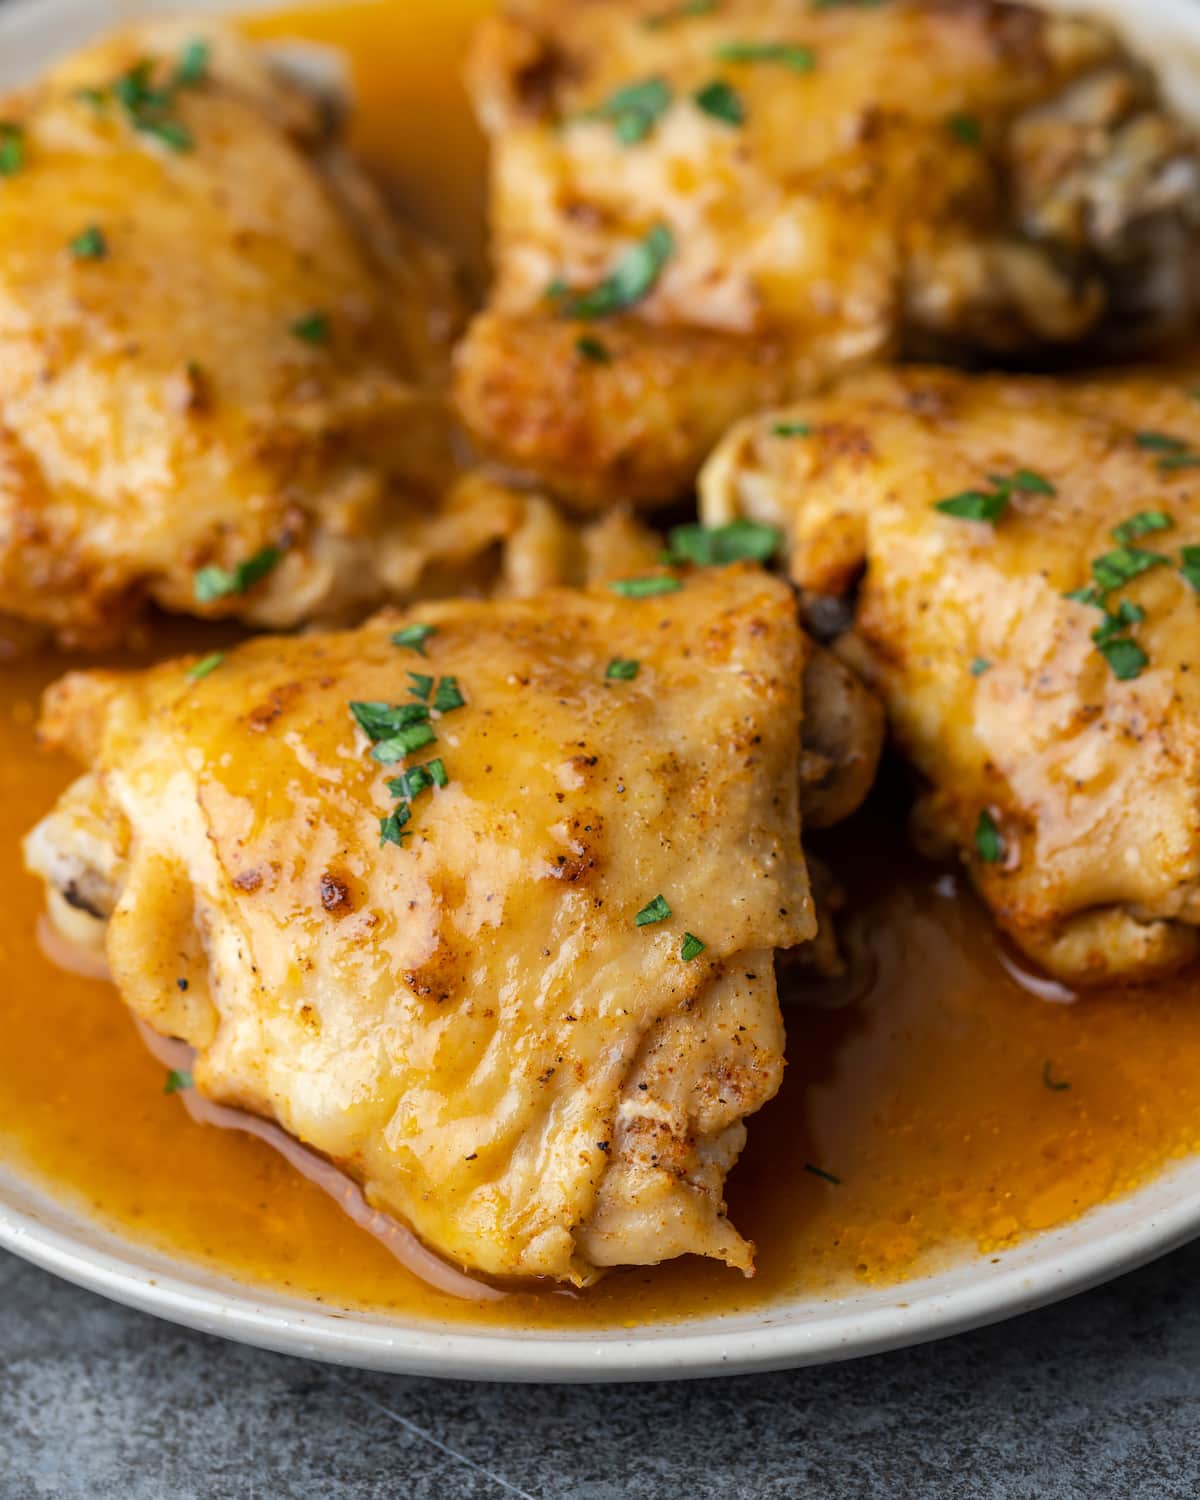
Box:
186, 651, 225, 681
946, 112, 982, 146
392, 623, 438, 656
193, 545, 282, 602
387, 759, 447, 800
666, 519, 781, 566
1091, 599, 1145, 646
1134, 429, 1200, 472
1090, 546, 1169, 594
372, 723, 438, 763
290, 311, 330, 345
1181, 545, 1200, 592
173, 38, 211, 88
350, 700, 429, 739
715, 40, 816, 72
974, 809, 1004, 864
635, 894, 672, 927
164, 1069, 193, 1094
556, 223, 675, 319
1111, 510, 1173, 545
1042, 1061, 1070, 1092
643, 0, 717, 25
103, 49, 208, 154
694, 79, 744, 126
585, 77, 672, 145
1095, 636, 1148, 682
606, 657, 640, 680
379, 805, 412, 847
680, 932, 706, 962
970, 657, 991, 676
934, 468, 1054, 524
772, 420, 812, 438
0, 121, 24, 176
433, 676, 466, 714
576, 335, 612, 364
610, 575, 683, 598
408, 672, 434, 701
804, 1163, 842, 1185
69, 225, 107, 261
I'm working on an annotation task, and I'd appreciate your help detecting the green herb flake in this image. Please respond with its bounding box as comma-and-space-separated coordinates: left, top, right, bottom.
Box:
193, 545, 282, 603
610, 575, 683, 598
1064, 585, 1103, 608
970, 657, 991, 677
1096, 636, 1149, 681
772, 420, 812, 437
1111, 510, 1173, 545
606, 657, 640, 681
997, 468, 1056, 496
387, 758, 447, 798
407, 672, 434, 701
1042, 1060, 1070, 1092
975, 808, 1004, 864
1091, 599, 1145, 647
1135, 430, 1188, 453
804, 1163, 842, 1185
371, 723, 438, 763
643, 0, 717, 26
427, 758, 449, 788
694, 78, 744, 126
680, 932, 706, 962
379, 804, 412, 847
290, 310, 330, 346
946, 112, 982, 146
69, 224, 107, 261
433, 676, 466, 714
666, 519, 781, 566
1090, 546, 1169, 594
392, 623, 437, 656
164, 1069, 193, 1094
173, 38, 211, 88
0, 121, 24, 176
349, 700, 430, 741
560, 223, 675, 320
934, 489, 1008, 523
186, 651, 225, 681
576, 335, 612, 365
1181, 545, 1200, 592
715, 40, 816, 72
585, 76, 672, 146
636, 893, 672, 927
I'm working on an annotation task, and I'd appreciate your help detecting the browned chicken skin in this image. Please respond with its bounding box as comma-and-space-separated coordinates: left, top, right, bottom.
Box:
455, 0, 1200, 510
702, 363, 1200, 986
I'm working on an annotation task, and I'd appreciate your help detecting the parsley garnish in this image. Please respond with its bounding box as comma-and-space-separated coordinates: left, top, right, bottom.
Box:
606, 658, 640, 680
970, 657, 991, 676
610, 575, 683, 598
379, 805, 412, 847
1181, 545, 1200, 592
392, 623, 437, 656
0, 122, 24, 176
193, 546, 282, 602
387, 759, 447, 800
576, 335, 612, 364
1111, 511, 1173, 545
105, 52, 203, 153
694, 79, 744, 126
680, 932, 706, 961
772, 420, 812, 437
372, 723, 438, 763
408, 672, 433, 701
1042, 1061, 1070, 1092
934, 468, 1054, 524
975, 809, 1004, 864
643, 0, 717, 25
173, 38, 211, 88
187, 651, 224, 681
558, 224, 674, 319
804, 1163, 842, 1185
164, 1069, 193, 1094
636, 894, 672, 926
291, 311, 330, 345
946, 113, 982, 145
69, 225, 107, 260
433, 676, 466, 714
666, 519, 781, 566
1095, 636, 1148, 681
715, 40, 815, 72
1090, 546, 1169, 594
350, 701, 430, 741
585, 77, 672, 145
1134, 430, 1200, 472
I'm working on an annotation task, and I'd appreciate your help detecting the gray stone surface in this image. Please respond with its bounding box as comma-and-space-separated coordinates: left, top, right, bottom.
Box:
3, 1244, 1200, 1498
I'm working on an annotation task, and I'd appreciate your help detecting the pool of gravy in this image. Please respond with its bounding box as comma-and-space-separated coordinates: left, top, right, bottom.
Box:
3, 0, 1200, 1331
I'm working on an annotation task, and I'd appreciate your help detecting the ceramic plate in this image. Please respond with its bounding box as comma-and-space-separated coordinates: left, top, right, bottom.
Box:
3, 0, 1200, 1383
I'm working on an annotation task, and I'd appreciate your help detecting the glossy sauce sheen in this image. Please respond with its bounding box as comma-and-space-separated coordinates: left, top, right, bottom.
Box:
3, 0, 1200, 1329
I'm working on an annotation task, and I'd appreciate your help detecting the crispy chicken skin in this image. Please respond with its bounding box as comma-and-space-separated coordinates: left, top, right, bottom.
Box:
701, 365, 1200, 986
455, 0, 1200, 510
0, 21, 506, 647
24, 566, 815, 1283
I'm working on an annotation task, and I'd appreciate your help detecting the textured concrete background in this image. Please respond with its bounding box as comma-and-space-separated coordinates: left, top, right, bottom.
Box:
3, 1242, 1200, 1498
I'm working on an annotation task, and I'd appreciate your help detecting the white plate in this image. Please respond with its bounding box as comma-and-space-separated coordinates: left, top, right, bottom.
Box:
3, 0, 1200, 1383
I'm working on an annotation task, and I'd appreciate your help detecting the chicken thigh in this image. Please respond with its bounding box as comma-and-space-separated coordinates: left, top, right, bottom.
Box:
455, 0, 1200, 511
25, 566, 818, 1284
701, 364, 1200, 986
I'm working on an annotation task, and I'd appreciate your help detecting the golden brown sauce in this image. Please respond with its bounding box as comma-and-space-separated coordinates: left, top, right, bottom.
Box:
3, 0, 1200, 1329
